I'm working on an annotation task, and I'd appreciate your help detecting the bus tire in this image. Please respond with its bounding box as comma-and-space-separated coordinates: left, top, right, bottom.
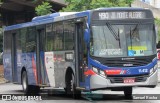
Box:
21, 71, 40, 95
123, 87, 133, 99
22, 71, 29, 94
66, 72, 81, 99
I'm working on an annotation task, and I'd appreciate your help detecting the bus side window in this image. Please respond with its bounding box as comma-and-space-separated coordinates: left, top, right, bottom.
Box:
20, 28, 27, 53
64, 20, 74, 50
26, 27, 36, 52
4, 31, 11, 53
46, 23, 53, 51
54, 22, 63, 50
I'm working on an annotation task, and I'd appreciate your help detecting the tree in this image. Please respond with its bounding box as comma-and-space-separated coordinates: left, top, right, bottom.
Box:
155, 18, 160, 42
0, 0, 2, 6
61, 0, 134, 12
0, 0, 3, 19
35, 1, 52, 16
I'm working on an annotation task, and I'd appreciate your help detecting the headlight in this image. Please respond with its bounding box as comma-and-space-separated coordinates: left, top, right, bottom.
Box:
150, 68, 154, 74
99, 70, 106, 78
93, 67, 98, 74
153, 64, 158, 71
92, 67, 106, 78
150, 64, 158, 75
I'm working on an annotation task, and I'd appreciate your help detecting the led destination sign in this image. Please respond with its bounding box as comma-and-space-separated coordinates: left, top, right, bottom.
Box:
92, 11, 148, 20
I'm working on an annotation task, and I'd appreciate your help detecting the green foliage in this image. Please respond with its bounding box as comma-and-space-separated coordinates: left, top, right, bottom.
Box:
155, 18, 160, 41
155, 18, 160, 25
0, 0, 3, 5
0, 0, 3, 17
35, 1, 52, 16
61, 0, 134, 12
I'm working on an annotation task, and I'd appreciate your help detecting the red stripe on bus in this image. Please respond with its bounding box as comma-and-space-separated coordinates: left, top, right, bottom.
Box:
105, 69, 121, 75
32, 56, 38, 84
44, 55, 49, 84
84, 70, 96, 76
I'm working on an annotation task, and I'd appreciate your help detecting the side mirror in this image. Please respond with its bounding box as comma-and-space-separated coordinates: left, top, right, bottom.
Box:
84, 29, 90, 44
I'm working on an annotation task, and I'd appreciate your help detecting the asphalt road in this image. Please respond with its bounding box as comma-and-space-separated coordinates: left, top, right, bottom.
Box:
0, 83, 160, 103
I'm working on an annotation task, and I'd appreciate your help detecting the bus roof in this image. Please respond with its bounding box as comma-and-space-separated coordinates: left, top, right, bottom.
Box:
94, 7, 148, 11
4, 12, 79, 31
4, 7, 152, 31
32, 12, 77, 22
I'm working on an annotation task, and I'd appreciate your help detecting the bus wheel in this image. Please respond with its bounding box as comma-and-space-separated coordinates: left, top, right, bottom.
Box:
22, 71, 28, 93
123, 87, 133, 99
21, 71, 40, 95
66, 73, 81, 99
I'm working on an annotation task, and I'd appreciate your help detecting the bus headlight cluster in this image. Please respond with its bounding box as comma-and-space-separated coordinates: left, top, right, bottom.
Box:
92, 67, 106, 78
154, 64, 158, 70
99, 70, 106, 78
150, 64, 158, 75
93, 67, 98, 74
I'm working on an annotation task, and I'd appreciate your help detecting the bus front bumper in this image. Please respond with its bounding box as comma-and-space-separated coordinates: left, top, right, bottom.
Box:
90, 70, 158, 90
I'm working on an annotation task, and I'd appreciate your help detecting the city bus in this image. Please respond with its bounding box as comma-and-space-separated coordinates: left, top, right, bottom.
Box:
3, 7, 158, 98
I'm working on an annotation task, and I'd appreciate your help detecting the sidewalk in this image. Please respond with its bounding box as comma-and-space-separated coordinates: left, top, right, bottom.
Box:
0, 77, 6, 84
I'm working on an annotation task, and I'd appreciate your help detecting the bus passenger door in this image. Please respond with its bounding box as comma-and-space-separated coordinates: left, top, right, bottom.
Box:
11, 33, 18, 82
36, 28, 46, 85
75, 22, 87, 88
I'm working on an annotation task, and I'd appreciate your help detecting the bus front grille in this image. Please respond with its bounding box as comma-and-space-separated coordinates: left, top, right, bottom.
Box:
103, 59, 151, 67
108, 75, 148, 83
91, 55, 156, 67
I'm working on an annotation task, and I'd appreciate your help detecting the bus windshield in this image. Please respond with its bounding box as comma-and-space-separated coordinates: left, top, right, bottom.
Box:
90, 23, 156, 57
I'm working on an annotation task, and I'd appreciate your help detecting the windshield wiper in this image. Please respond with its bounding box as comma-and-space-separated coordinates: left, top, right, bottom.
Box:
106, 22, 119, 41
130, 27, 132, 50
118, 29, 121, 48
106, 22, 121, 48
131, 23, 140, 37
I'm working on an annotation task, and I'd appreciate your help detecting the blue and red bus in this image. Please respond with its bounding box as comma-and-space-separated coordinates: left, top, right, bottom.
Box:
3, 7, 158, 98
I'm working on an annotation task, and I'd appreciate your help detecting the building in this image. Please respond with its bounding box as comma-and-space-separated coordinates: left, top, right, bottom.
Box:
0, 0, 66, 26
140, 0, 160, 8
132, 0, 160, 18
140, 0, 150, 4
150, 0, 160, 8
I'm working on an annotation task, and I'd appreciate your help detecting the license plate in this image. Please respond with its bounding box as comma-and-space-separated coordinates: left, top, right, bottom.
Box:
123, 78, 135, 83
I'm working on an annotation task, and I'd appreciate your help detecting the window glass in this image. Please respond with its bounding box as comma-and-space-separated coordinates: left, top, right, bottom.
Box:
90, 23, 156, 57
26, 27, 36, 52
46, 24, 53, 51
54, 22, 63, 50
4, 31, 11, 53
64, 20, 74, 50
46, 22, 63, 51
19, 28, 27, 52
